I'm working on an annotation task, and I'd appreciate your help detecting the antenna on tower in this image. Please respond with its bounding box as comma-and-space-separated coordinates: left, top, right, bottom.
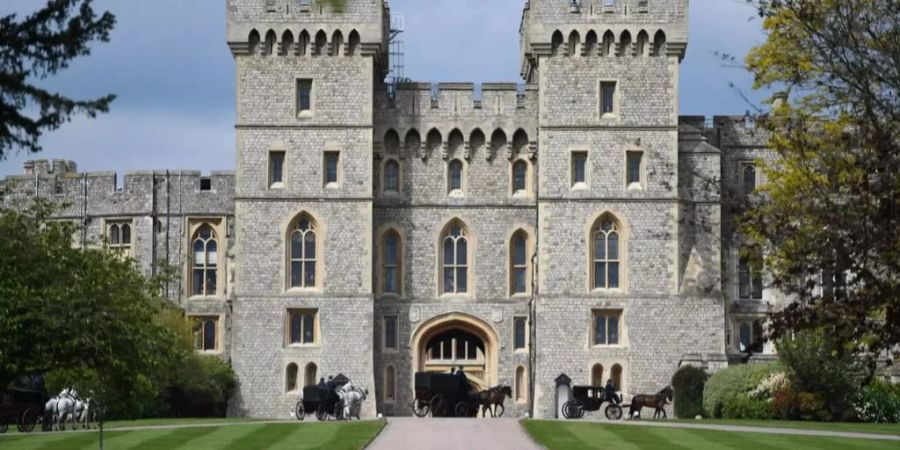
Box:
387, 13, 406, 100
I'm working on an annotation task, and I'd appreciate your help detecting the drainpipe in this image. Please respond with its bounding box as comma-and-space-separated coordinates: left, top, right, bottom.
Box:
81, 174, 88, 248
528, 133, 540, 418
165, 170, 171, 299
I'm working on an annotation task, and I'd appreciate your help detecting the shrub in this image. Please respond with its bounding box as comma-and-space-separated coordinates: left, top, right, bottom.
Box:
162, 354, 237, 418
722, 394, 774, 420
777, 330, 871, 421
771, 388, 798, 419
672, 366, 708, 418
703, 362, 780, 418
749, 372, 790, 400
855, 380, 900, 423
796, 392, 829, 421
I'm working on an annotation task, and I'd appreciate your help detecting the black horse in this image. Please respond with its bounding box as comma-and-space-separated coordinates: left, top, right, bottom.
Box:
477, 385, 512, 418
628, 386, 673, 420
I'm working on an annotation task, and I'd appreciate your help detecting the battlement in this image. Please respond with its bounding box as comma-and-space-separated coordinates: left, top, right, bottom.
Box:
382, 82, 538, 114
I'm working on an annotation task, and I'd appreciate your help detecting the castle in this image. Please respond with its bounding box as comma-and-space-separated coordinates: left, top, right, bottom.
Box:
0, 0, 784, 419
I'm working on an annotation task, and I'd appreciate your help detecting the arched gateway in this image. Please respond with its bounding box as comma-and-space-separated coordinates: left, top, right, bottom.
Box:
410, 313, 499, 391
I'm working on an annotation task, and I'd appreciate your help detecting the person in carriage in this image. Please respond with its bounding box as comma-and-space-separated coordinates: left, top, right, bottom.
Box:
605, 379, 620, 406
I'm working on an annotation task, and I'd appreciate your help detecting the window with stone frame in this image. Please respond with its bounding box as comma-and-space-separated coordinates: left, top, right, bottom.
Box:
738, 247, 763, 300
515, 366, 527, 403
383, 315, 399, 350
324, 151, 340, 186
191, 225, 218, 296
592, 310, 622, 346
510, 231, 529, 295
591, 218, 621, 289
441, 222, 469, 294
382, 230, 402, 295
571, 151, 588, 186
191, 316, 218, 352
269, 151, 285, 187
513, 316, 527, 351
107, 220, 132, 256
741, 162, 758, 196
384, 365, 397, 402
448, 159, 464, 194
286, 363, 299, 392
287, 309, 318, 346
600, 81, 617, 116
297, 79, 313, 114
383, 159, 400, 193
626, 151, 643, 188
512, 160, 528, 194
289, 215, 318, 289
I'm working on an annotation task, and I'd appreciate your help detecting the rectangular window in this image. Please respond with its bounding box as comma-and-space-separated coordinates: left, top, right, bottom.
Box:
324, 151, 339, 185
600, 81, 617, 115
297, 79, 312, 113
384, 315, 398, 350
592, 310, 622, 346
572, 151, 588, 185
736, 320, 765, 353
738, 250, 763, 300
514, 317, 527, 351
288, 309, 318, 345
269, 151, 285, 186
191, 316, 218, 352
626, 151, 642, 186
200, 177, 212, 191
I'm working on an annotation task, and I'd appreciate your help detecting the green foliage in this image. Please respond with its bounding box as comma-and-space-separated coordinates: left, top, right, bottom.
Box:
777, 330, 871, 420
741, 0, 900, 355
0, 199, 185, 418
162, 354, 237, 418
704, 362, 780, 418
723, 394, 774, 420
671, 366, 708, 418
855, 380, 900, 423
0, 0, 116, 159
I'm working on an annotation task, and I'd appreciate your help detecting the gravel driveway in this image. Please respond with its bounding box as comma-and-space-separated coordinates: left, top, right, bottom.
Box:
366, 417, 542, 450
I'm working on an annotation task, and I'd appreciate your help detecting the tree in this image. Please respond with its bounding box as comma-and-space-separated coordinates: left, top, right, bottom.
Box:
0, 199, 185, 417
0, 0, 116, 159
741, 0, 900, 359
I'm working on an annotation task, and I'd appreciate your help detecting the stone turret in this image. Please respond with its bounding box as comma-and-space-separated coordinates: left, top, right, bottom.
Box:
23, 159, 78, 175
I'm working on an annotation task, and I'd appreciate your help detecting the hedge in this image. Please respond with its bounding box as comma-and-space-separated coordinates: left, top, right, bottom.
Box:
703, 362, 780, 418
671, 366, 708, 418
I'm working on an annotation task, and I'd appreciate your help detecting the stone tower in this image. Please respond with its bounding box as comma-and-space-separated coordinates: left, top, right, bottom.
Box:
226, 0, 387, 418
521, 0, 724, 417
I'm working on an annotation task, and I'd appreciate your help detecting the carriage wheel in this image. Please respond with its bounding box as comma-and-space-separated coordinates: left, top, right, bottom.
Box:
20, 409, 38, 433
40, 412, 52, 432
605, 404, 623, 421
412, 399, 430, 418
453, 402, 469, 418
315, 405, 328, 421
294, 400, 305, 421
430, 395, 446, 417
561, 400, 575, 419
0, 419, 8, 434
334, 401, 345, 421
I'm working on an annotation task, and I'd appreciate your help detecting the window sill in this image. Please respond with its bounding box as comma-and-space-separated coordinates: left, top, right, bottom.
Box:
571, 182, 589, 191
269, 182, 285, 190
439, 293, 472, 300
195, 350, 222, 356
448, 190, 465, 198
380, 292, 402, 299
590, 344, 627, 349
286, 287, 323, 295
187, 294, 225, 301
510, 293, 530, 299
286, 343, 320, 349
324, 182, 340, 189
626, 183, 644, 191
382, 347, 400, 353
297, 110, 313, 119
382, 190, 400, 197
512, 190, 531, 199
513, 348, 528, 354
590, 288, 625, 294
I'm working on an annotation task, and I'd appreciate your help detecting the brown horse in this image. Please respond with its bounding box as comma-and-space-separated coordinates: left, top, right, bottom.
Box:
628, 386, 673, 420
477, 385, 512, 418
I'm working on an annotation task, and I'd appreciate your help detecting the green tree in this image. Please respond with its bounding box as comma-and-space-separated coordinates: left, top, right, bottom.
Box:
0, 199, 185, 417
741, 0, 900, 358
0, 0, 116, 159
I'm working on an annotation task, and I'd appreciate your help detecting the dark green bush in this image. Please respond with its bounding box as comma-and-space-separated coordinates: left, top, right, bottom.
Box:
672, 366, 708, 418
703, 362, 780, 418
855, 380, 900, 423
162, 354, 237, 418
722, 394, 774, 420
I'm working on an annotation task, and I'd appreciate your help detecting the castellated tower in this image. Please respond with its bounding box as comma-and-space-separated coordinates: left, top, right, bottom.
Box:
521, 0, 725, 418
226, 0, 387, 418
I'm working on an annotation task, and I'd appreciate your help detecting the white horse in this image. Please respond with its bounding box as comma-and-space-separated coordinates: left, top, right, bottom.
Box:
52, 388, 78, 431
338, 382, 368, 420
74, 397, 93, 429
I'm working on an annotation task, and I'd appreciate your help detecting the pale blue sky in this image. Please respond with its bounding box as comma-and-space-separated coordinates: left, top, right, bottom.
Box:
0, 0, 766, 176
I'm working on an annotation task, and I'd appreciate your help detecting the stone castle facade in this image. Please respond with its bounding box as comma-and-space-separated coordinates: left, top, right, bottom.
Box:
1, 0, 784, 419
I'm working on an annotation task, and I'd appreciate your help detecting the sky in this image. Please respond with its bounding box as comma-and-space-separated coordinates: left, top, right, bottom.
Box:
0, 0, 768, 177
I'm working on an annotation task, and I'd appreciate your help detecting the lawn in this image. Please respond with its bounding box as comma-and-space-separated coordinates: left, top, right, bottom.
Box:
670, 418, 900, 436
523, 420, 900, 450
0, 420, 385, 450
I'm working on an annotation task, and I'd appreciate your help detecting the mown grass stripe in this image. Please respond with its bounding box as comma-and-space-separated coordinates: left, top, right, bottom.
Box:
604, 423, 695, 450
126, 425, 220, 450
221, 423, 301, 450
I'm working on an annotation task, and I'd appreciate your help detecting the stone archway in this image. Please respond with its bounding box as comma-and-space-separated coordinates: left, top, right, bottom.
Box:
410, 313, 499, 391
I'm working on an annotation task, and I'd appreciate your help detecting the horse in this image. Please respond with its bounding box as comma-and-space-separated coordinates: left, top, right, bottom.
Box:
45, 388, 78, 431
477, 385, 512, 418
74, 397, 94, 429
337, 382, 368, 420
628, 386, 673, 420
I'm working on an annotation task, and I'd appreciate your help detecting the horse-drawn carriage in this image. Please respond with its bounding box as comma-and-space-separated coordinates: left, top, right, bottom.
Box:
295, 374, 348, 421
562, 385, 624, 420
0, 384, 48, 433
411, 372, 480, 418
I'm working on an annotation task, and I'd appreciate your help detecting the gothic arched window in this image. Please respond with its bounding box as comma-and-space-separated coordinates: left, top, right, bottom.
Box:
592, 218, 621, 289
289, 215, 318, 289
442, 222, 469, 294
192, 226, 218, 296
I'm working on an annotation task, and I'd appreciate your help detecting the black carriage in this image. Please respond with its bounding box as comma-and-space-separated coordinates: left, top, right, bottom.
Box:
294, 374, 348, 421
562, 385, 623, 420
411, 372, 478, 418
0, 380, 48, 434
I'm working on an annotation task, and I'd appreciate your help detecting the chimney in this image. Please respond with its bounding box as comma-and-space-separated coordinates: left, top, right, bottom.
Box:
52, 159, 67, 174
23, 160, 35, 174
771, 91, 788, 111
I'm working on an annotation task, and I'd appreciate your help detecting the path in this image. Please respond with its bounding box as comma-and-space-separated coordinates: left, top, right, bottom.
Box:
366, 418, 542, 450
